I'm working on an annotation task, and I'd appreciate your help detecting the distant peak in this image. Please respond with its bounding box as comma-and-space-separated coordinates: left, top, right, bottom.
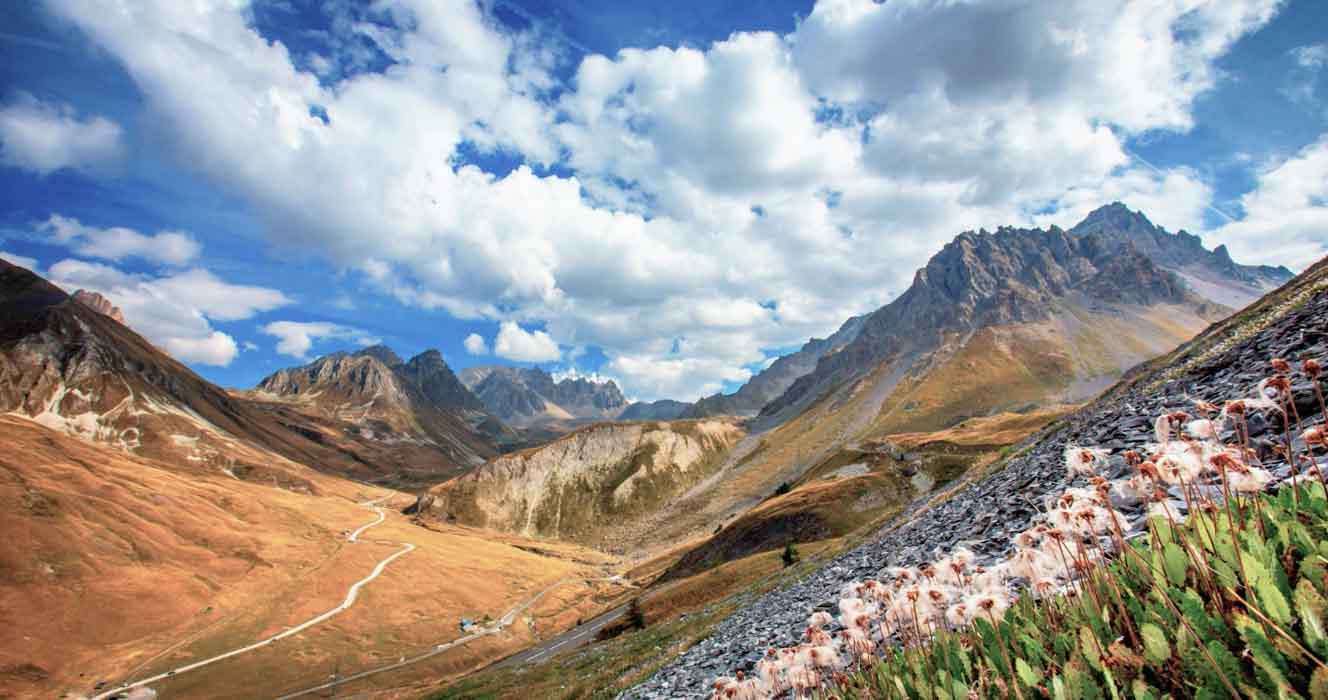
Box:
355, 344, 403, 366
405, 348, 449, 368
71, 289, 126, 324
1073, 202, 1156, 233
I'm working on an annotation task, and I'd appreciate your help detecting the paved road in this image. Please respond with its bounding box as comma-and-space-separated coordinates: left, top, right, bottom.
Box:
91, 498, 408, 700
490, 602, 628, 669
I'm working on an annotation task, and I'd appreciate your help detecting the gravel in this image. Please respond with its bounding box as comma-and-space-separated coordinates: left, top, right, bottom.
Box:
620, 284, 1327, 699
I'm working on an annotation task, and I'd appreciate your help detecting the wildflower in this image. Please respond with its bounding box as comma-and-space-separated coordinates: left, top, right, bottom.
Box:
1229, 467, 1274, 494
840, 627, 874, 656
1304, 427, 1325, 447
805, 646, 841, 669
1185, 418, 1218, 441
1260, 375, 1292, 399
966, 592, 1011, 620
1306, 358, 1322, 379
807, 611, 833, 628
1065, 445, 1109, 477
1272, 358, 1292, 375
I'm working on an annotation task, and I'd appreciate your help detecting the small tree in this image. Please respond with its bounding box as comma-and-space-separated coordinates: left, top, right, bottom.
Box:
782, 541, 800, 568
626, 597, 646, 630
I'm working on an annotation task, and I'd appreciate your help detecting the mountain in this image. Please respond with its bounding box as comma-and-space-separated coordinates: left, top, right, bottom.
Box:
250, 345, 502, 472
1070, 202, 1292, 307
683, 314, 867, 419
758, 208, 1285, 431
416, 418, 745, 551
619, 399, 690, 421
459, 366, 627, 428
0, 260, 487, 488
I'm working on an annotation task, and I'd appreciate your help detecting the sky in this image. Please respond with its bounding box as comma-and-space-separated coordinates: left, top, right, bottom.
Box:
0, 0, 1326, 402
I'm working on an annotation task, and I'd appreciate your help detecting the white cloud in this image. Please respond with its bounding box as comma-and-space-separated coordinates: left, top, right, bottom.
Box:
0, 93, 123, 175
42, 0, 1286, 399
493, 321, 560, 362
242, 341, 259, 352
46, 257, 291, 366
261, 320, 380, 359
1292, 44, 1327, 70
0, 250, 38, 271
463, 332, 488, 355
1210, 136, 1328, 268
40, 214, 201, 266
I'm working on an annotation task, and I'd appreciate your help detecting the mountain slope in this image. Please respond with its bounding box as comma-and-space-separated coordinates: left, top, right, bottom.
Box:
417, 418, 745, 550
759, 216, 1248, 430
619, 399, 690, 421
459, 366, 627, 429
683, 314, 867, 419
0, 260, 483, 487
625, 254, 1327, 699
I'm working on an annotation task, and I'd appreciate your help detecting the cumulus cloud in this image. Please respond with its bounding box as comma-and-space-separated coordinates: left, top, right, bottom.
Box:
493, 321, 560, 362
261, 320, 380, 359
47, 257, 291, 366
41, 214, 201, 266
463, 332, 488, 355
42, 0, 1289, 399
1210, 136, 1328, 267
0, 92, 123, 174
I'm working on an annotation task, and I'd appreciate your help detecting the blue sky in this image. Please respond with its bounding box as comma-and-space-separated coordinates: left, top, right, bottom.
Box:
1, 0, 1326, 400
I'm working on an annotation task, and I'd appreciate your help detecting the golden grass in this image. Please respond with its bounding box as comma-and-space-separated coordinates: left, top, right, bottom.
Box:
0, 416, 628, 700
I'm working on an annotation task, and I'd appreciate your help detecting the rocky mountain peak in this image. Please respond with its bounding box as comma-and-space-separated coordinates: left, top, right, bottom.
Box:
71, 289, 126, 324
460, 365, 627, 426
355, 344, 403, 367
398, 349, 486, 412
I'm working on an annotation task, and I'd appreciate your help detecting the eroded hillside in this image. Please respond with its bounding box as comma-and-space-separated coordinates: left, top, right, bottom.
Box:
420, 419, 745, 549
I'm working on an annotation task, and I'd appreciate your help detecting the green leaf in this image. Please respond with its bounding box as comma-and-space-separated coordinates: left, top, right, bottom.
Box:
1140, 623, 1171, 665
1297, 578, 1328, 654
1016, 657, 1042, 688
1080, 626, 1104, 672
1163, 542, 1189, 587
1256, 572, 1294, 626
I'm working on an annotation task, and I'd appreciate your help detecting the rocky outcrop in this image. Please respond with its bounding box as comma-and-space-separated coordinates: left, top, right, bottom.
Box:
422, 419, 745, 548
396, 349, 487, 413
1070, 202, 1292, 303
70, 289, 125, 324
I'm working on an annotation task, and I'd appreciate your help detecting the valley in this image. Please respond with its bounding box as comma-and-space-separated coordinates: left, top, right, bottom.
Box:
0, 202, 1312, 700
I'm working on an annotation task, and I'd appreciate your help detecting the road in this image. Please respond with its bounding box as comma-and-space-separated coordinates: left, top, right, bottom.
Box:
490, 602, 628, 669
91, 497, 410, 700
269, 575, 627, 699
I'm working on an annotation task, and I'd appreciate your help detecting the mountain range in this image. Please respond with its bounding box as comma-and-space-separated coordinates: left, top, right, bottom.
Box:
459, 365, 628, 429
0, 201, 1305, 699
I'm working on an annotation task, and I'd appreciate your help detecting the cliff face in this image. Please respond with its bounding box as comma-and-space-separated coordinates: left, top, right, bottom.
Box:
422, 418, 745, 548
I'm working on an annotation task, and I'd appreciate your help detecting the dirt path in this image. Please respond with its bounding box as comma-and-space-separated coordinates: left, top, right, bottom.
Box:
91, 497, 410, 700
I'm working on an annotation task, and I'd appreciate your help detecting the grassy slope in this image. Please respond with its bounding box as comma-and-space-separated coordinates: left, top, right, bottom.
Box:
0, 416, 626, 700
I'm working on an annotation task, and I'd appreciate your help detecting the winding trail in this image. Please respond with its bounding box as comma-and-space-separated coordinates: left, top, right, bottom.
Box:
269, 574, 630, 700
92, 497, 410, 700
